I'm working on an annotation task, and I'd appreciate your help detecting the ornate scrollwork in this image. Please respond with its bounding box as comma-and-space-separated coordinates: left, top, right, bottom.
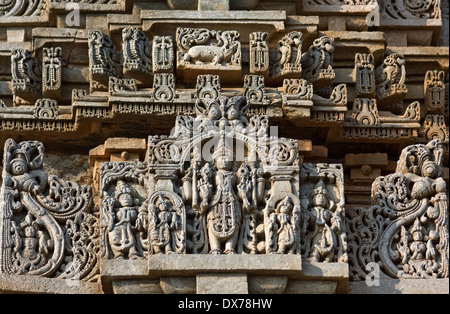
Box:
0, 0, 45, 17
0, 139, 98, 280
347, 139, 449, 279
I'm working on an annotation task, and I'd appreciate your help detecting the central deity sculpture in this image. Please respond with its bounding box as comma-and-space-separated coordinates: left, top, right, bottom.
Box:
201, 142, 241, 254
101, 94, 304, 257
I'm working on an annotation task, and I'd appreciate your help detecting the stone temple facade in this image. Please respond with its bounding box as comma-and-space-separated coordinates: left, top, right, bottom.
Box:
0, 0, 448, 295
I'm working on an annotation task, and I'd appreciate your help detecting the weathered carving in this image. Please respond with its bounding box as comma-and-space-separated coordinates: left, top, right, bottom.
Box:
109, 77, 137, 96
11, 48, 42, 101
153, 36, 174, 73
311, 84, 348, 123
144, 95, 302, 255
0, 139, 98, 280
282, 78, 313, 100
88, 30, 123, 92
347, 139, 449, 279
300, 163, 347, 263
244, 75, 269, 105
42, 47, 62, 98
355, 53, 375, 97
176, 27, 241, 81
381, 0, 442, 19
423, 114, 449, 143
269, 31, 302, 82
424, 70, 446, 113
351, 98, 380, 126
196, 74, 221, 99
0, 0, 44, 16
375, 53, 407, 106
177, 27, 241, 66
342, 99, 422, 140
148, 191, 186, 254
301, 35, 335, 89
122, 27, 153, 82
153, 73, 177, 102
100, 162, 148, 259
249, 31, 269, 76
265, 195, 301, 254
34, 98, 59, 119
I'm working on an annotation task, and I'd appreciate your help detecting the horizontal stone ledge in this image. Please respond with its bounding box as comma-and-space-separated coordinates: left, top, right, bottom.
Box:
148, 254, 303, 277
140, 10, 286, 21
100, 254, 304, 278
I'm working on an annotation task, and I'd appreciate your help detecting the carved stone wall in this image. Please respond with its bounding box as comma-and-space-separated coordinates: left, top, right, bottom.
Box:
0, 0, 448, 295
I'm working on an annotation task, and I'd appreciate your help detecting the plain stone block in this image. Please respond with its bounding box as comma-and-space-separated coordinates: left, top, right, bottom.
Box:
197, 273, 248, 294
248, 275, 288, 294
160, 277, 196, 294
285, 280, 338, 294
198, 0, 229, 10
112, 279, 163, 294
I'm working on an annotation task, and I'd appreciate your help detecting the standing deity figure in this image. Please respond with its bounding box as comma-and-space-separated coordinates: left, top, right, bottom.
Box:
103, 180, 144, 259
149, 192, 184, 254
267, 196, 300, 254
307, 180, 337, 262
206, 145, 242, 255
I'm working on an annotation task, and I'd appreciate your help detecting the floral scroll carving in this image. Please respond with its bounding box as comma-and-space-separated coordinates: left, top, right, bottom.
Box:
347, 139, 449, 279
0, 139, 99, 281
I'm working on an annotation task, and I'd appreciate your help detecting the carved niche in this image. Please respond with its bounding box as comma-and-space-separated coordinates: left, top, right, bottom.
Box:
99, 162, 148, 259
0, 139, 99, 281
347, 139, 449, 279
99, 95, 304, 257
146, 95, 301, 255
